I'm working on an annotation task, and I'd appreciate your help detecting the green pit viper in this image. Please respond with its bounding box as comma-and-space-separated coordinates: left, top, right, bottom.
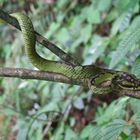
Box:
8, 13, 140, 97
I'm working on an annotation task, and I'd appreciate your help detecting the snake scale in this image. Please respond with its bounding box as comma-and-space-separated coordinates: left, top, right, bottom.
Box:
10, 13, 140, 97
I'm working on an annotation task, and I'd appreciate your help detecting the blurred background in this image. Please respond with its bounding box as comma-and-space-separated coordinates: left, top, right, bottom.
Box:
0, 0, 140, 139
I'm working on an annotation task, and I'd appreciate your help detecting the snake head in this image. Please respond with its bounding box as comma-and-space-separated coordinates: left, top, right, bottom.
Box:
88, 72, 114, 94
112, 72, 140, 91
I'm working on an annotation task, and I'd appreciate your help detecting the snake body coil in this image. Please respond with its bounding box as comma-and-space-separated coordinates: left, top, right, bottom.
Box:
11, 13, 105, 79
11, 13, 140, 96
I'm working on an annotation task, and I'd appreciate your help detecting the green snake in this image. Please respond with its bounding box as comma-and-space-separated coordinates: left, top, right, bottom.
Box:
9, 13, 140, 97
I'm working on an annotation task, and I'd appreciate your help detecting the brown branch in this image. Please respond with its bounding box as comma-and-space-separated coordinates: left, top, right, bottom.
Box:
0, 67, 85, 86
1, 68, 140, 99
0, 10, 140, 99
0, 9, 79, 65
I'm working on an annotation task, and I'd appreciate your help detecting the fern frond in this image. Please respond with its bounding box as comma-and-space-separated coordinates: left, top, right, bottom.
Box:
109, 27, 140, 68
103, 120, 127, 140
119, 8, 133, 32
90, 120, 130, 140
132, 55, 140, 78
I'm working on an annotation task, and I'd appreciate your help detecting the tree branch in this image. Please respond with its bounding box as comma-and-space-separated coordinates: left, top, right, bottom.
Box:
0, 9, 79, 65
0, 67, 85, 86
1, 68, 140, 99
0, 10, 140, 99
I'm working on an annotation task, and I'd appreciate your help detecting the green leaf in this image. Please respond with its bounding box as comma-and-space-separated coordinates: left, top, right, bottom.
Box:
52, 122, 65, 140
56, 27, 71, 44
89, 127, 103, 140
114, 0, 130, 12
132, 55, 140, 78
80, 24, 92, 43
111, 14, 126, 36
131, 16, 140, 30
84, 36, 110, 64
98, 0, 112, 12
57, 0, 68, 9
82, 6, 101, 24
37, 101, 59, 114
95, 97, 129, 125
45, 22, 60, 38
109, 27, 140, 68
133, 112, 140, 124
69, 16, 83, 35
16, 126, 28, 140
91, 37, 110, 62
90, 120, 130, 140
71, 24, 92, 50
119, 9, 132, 32
102, 120, 129, 140
65, 128, 77, 140
110, 9, 132, 35
105, 9, 119, 23
80, 124, 94, 138
129, 98, 140, 113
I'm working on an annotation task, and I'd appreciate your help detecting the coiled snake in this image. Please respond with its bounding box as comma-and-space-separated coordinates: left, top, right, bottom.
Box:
10, 13, 140, 97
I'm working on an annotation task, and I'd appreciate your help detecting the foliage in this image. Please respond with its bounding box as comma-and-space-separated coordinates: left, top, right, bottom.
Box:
1, 0, 140, 139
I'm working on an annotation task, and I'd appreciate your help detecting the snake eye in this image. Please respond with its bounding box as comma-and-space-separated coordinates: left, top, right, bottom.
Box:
112, 73, 140, 90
